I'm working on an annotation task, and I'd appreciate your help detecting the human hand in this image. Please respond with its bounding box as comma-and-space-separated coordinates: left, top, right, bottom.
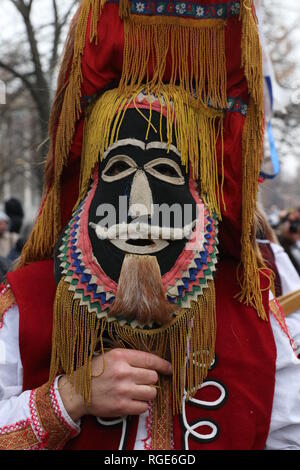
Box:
59, 348, 172, 421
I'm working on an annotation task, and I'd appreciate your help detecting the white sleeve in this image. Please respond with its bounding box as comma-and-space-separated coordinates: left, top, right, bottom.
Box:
266, 313, 300, 450
271, 242, 300, 349
0, 304, 80, 450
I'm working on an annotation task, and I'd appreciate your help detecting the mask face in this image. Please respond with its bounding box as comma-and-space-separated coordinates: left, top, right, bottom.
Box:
55, 105, 218, 321
88, 108, 198, 283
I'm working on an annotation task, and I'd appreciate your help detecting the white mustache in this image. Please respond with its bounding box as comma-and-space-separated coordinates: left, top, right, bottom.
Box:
89, 220, 197, 241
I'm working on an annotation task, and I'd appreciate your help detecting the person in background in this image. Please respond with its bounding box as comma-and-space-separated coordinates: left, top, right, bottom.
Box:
8, 223, 33, 263
0, 211, 18, 259
277, 208, 300, 275
0, 256, 10, 283
256, 206, 300, 354
4, 198, 24, 235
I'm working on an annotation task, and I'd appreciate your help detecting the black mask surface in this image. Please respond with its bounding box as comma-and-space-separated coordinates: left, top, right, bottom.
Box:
87, 108, 197, 283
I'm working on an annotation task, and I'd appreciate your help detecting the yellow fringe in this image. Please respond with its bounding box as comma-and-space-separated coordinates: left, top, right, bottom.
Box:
119, 0, 131, 18
19, 184, 60, 265
235, 1, 267, 320
237, 97, 267, 320
240, 0, 264, 109
49, 278, 216, 415
120, 15, 227, 109
19, 1, 227, 266
80, 85, 224, 218
100, 0, 131, 18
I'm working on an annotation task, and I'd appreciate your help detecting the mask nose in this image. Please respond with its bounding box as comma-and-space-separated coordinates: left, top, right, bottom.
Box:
129, 170, 153, 219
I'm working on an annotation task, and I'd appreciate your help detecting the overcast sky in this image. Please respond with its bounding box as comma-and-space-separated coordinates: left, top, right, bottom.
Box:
0, 0, 299, 183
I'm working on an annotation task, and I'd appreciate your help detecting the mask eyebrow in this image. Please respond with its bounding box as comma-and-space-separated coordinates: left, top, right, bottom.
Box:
145, 141, 181, 158
102, 139, 146, 160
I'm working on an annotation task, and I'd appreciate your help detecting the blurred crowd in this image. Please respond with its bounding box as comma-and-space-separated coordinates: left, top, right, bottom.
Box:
267, 206, 300, 276
0, 198, 32, 282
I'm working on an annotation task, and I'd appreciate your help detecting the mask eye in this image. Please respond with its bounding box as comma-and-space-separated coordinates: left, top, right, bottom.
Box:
106, 161, 131, 176
144, 158, 185, 185
102, 155, 137, 182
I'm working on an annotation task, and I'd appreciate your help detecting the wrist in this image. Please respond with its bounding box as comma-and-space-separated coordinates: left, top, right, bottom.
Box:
58, 375, 87, 422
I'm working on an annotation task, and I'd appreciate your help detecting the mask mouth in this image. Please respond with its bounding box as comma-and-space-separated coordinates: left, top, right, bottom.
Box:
89, 220, 196, 254
109, 238, 170, 255
126, 239, 155, 247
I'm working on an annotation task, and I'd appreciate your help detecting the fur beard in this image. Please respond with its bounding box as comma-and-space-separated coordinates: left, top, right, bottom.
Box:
109, 254, 175, 326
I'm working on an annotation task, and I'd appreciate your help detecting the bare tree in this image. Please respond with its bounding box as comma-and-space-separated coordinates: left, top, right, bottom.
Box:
0, 0, 79, 190
260, 0, 300, 211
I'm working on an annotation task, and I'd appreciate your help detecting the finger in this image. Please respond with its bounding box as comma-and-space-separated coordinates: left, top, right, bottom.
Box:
123, 350, 172, 375
131, 367, 159, 385
131, 385, 157, 402
125, 400, 150, 416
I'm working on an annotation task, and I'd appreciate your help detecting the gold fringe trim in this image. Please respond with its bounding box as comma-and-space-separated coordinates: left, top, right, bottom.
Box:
151, 376, 172, 450
19, 184, 60, 263
236, 2, 267, 320
100, 0, 131, 19
18, 1, 226, 266
80, 85, 224, 218
49, 278, 216, 415
237, 97, 267, 320
240, 0, 264, 109
120, 15, 227, 109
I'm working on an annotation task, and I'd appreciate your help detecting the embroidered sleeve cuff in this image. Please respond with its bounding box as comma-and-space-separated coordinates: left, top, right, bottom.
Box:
52, 376, 81, 432
29, 380, 80, 450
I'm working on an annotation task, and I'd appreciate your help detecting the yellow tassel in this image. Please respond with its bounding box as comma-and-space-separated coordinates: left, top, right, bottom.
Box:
80, 86, 224, 218
120, 15, 227, 109
18, 2, 227, 267
236, 2, 267, 320
240, 0, 264, 110
236, 98, 267, 320
119, 0, 131, 19
49, 277, 216, 414
19, 183, 60, 265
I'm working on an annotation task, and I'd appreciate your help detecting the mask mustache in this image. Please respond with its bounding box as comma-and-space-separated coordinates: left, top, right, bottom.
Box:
89, 220, 197, 241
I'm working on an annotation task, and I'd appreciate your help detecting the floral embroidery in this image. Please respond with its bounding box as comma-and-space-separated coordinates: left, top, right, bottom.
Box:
129, 1, 241, 19
136, 1, 145, 12
195, 6, 205, 17
175, 3, 186, 14
226, 97, 248, 116
231, 2, 240, 15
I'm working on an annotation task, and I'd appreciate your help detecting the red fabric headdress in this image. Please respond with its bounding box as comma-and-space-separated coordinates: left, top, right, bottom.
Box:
20, 0, 267, 320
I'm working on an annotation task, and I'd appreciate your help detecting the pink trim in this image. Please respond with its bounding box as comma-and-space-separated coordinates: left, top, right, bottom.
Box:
0, 418, 31, 435
29, 389, 48, 443
78, 170, 117, 293
162, 176, 204, 288
49, 381, 78, 437
0, 285, 8, 296
126, 94, 174, 121
271, 299, 298, 356
143, 402, 153, 450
